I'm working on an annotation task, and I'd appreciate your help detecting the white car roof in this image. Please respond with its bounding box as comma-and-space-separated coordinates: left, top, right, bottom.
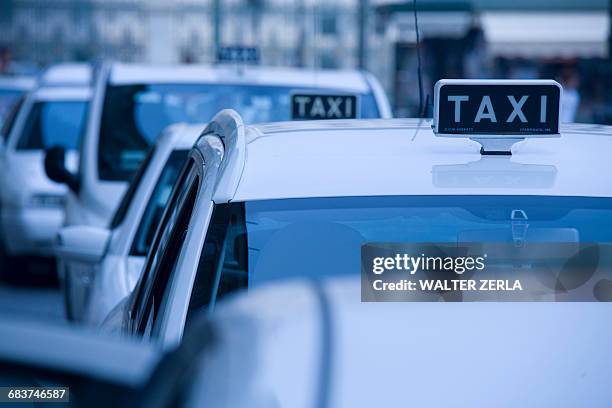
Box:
157, 122, 206, 152
30, 63, 92, 101
109, 63, 372, 93
40, 63, 92, 86
218, 119, 612, 202
175, 123, 207, 149
0, 75, 35, 91
33, 86, 91, 102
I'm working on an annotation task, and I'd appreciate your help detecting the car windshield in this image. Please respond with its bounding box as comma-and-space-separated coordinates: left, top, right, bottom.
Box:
239, 195, 612, 286
0, 89, 25, 128
98, 83, 381, 181
17, 100, 87, 150
131, 149, 189, 256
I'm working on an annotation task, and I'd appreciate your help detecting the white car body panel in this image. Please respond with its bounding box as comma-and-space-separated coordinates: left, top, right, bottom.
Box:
0, 316, 158, 387
110, 64, 378, 94
67, 62, 116, 228
85, 254, 128, 325
0, 151, 78, 255
0, 76, 35, 91
39, 63, 92, 86
0, 66, 90, 256
125, 256, 146, 295
187, 277, 612, 407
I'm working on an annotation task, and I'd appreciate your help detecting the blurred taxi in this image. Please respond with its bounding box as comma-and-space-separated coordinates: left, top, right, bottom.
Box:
104, 80, 611, 347
45, 60, 391, 232
0, 63, 90, 269
57, 124, 203, 322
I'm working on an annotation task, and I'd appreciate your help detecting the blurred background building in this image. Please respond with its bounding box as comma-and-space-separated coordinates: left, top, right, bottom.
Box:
0, 0, 610, 122
0, 0, 366, 67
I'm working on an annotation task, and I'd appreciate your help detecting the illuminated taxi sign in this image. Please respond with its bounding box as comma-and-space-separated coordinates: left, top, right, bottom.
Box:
291, 93, 359, 120
433, 79, 562, 154
217, 46, 260, 64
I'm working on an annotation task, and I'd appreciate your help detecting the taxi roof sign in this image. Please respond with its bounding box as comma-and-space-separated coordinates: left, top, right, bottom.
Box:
291, 93, 359, 120
433, 79, 562, 155
217, 46, 260, 64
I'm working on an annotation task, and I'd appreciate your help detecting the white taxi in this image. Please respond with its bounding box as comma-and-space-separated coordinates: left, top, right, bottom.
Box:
44, 62, 391, 232
57, 124, 203, 322
104, 80, 611, 349
0, 63, 90, 271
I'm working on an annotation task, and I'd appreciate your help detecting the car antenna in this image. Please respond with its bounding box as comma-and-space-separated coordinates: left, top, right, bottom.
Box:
413, 0, 425, 118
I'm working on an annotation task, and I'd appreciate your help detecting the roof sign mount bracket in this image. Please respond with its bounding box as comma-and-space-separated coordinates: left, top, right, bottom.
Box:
432, 79, 562, 156
471, 137, 524, 155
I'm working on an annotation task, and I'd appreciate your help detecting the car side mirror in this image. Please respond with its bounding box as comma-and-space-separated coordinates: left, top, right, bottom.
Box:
55, 226, 111, 264
44, 146, 80, 193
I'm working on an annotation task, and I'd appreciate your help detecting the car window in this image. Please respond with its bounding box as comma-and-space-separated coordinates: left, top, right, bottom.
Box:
184, 203, 248, 327
226, 195, 612, 288
16, 100, 87, 150
131, 149, 189, 256
109, 146, 156, 230
0, 95, 24, 140
98, 83, 380, 182
131, 160, 198, 335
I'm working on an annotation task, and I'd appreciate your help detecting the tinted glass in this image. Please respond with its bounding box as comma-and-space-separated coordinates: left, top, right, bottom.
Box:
187, 203, 248, 320
131, 150, 189, 256
17, 101, 87, 150
186, 195, 612, 318
98, 83, 380, 181
243, 196, 612, 286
